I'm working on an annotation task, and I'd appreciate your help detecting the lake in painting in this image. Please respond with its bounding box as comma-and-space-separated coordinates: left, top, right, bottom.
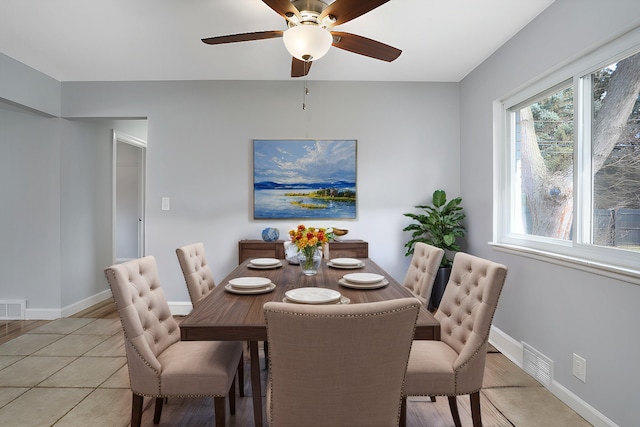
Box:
253, 139, 357, 219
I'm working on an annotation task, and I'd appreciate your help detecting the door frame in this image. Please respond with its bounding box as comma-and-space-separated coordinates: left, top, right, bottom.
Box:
112, 130, 147, 264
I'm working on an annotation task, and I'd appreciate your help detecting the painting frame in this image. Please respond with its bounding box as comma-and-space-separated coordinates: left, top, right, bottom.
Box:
253, 139, 357, 220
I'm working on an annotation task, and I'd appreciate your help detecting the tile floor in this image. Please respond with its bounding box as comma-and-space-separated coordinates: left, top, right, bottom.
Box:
0, 317, 593, 426
0, 318, 131, 426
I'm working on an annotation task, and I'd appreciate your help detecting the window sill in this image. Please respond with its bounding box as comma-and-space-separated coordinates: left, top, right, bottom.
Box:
489, 242, 640, 286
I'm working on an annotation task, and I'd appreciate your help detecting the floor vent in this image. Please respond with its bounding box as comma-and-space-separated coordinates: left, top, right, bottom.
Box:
0, 300, 26, 320
522, 342, 553, 387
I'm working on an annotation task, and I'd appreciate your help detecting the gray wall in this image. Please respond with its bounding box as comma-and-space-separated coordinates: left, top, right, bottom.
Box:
60, 80, 461, 303
0, 54, 60, 116
0, 102, 62, 312
60, 119, 146, 309
0, 105, 147, 313
460, 1, 640, 426
2, 76, 461, 311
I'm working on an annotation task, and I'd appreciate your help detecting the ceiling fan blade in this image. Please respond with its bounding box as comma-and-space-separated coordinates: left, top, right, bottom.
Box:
320, 0, 390, 26
262, 0, 301, 20
291, 58, 312, 78
202, 30, 283, 45
331, 32, 401, 62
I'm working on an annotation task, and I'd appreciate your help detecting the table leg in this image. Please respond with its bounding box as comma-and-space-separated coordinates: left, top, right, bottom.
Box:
249, 341, 264, 427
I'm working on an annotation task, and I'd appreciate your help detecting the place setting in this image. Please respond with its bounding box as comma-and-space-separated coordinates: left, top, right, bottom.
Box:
338, 272, 388, 289
327, 257, 365, 269
247, 258, 283, 269
224, 276, 276, 294
283, 287, 350, 305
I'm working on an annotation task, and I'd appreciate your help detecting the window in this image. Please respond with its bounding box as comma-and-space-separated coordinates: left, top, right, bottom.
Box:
495, 32, 640, 276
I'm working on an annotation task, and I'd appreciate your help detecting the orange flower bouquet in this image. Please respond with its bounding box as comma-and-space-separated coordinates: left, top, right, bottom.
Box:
288, 225, 332, 274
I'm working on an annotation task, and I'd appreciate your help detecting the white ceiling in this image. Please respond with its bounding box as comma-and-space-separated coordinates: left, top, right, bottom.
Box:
0, 0, 554, 83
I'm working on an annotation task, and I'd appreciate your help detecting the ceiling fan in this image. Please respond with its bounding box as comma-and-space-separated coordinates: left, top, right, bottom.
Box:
201, 0, 401, 78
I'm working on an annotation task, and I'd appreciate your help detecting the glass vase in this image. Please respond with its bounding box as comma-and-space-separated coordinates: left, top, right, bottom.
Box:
297, 247, 322, 276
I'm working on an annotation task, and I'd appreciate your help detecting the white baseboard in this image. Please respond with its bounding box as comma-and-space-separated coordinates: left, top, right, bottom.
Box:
489, 324, 523, 366
61, 289, 113, 318
25, 289, 114, 320
24, 292, 193, 320
489, 325, 618, 427
548, 379, 618, 427
169, 302, 193, 316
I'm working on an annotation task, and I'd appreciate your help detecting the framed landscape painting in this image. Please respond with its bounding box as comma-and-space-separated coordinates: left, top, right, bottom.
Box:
253, 139, 357, 219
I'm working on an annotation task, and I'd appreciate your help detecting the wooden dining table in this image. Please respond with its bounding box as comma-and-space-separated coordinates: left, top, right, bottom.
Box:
180, 257, 440, 427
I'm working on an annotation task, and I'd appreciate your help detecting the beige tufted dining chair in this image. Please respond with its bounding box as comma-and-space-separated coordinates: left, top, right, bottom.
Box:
402, 242, 445, 308
264, 298, 422, 427
401, 252, 507, 427
176, 242, 216, 308
176, 242, 247, 388
104, 256, 243, 427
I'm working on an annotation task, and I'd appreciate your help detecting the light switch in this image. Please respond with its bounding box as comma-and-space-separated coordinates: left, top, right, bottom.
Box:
161, 197, 170, 211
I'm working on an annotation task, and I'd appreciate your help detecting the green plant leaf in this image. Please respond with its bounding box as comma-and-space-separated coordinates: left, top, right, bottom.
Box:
402, 189, 466, 266
432, 190, 446, 208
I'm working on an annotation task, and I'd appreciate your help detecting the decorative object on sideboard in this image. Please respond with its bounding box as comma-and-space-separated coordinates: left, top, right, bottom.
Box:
262, 227, 280, 242
403, 189, 466, 311
284, 241, 300, 264
330, 227, 348, 240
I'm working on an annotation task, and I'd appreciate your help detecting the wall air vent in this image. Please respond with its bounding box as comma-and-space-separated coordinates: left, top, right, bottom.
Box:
522, 342, 553, 387
0, 300, 26, 320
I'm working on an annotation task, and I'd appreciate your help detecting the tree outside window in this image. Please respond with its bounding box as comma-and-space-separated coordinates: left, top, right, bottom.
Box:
508, 49, 640, 253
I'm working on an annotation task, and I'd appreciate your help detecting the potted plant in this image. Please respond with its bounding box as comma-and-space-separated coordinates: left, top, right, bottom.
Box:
403, 189, 466, 310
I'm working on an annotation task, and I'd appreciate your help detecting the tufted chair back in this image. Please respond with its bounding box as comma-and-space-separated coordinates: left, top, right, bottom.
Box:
104, 256, 180, 396
265, 298, 422, 427
176, 242, 216, 307
435, 251, 508, 392
402, 242, 445, 307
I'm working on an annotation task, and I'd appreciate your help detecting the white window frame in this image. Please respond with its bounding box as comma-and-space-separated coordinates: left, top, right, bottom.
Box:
492, 27, 640, 285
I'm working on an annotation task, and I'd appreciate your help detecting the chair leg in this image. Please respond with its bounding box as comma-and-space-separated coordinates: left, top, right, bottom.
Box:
238, 356, 245, 397
430, 395, 436, 402
399, 396, 407, 427
131, 394, 143, 427
229, 376, 237, 415
470, 391, 483, 427
263, 340, 269, 360
214, 396, 226, 427
447, 396, 463, 427
153, 397, 164, 424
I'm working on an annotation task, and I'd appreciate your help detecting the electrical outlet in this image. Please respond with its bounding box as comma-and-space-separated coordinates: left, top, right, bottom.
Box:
572, 353, 586, 382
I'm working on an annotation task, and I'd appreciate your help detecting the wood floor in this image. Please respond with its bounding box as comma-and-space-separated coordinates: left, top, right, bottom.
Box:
0, 299, 592, 426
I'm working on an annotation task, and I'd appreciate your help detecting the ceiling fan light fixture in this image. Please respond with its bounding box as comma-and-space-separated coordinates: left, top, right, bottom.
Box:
283, 25, 332, 62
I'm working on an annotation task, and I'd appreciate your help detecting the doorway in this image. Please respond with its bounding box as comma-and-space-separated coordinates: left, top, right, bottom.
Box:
112, 131, 146, 263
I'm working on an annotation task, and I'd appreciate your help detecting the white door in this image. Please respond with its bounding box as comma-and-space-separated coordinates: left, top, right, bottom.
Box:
112, 131, 146, 263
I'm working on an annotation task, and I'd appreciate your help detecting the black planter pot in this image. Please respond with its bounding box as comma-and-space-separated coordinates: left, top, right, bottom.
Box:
428, 266, 452, 311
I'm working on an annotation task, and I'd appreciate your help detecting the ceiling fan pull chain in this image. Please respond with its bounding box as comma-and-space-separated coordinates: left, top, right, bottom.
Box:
302, 61, 310, 110
302, 79, 306, 110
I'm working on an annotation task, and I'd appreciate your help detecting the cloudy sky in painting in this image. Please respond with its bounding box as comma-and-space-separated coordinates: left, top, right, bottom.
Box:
253, 140, 356, 184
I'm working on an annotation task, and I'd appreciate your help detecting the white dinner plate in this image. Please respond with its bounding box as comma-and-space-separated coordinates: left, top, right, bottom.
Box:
284, 287, 341, 304
249, 258, 280, 266
338, 278, 389, 290
328, 261, 364, 269
225, 283, 276, 294
248, 261, 282, 269
228, 277, 272, 288
330, 258, 362, 266
283, 295, 351, 305
342, 273, 385, 284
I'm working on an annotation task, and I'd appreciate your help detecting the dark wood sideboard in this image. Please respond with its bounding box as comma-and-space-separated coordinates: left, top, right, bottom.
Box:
238, 239, 368, 264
